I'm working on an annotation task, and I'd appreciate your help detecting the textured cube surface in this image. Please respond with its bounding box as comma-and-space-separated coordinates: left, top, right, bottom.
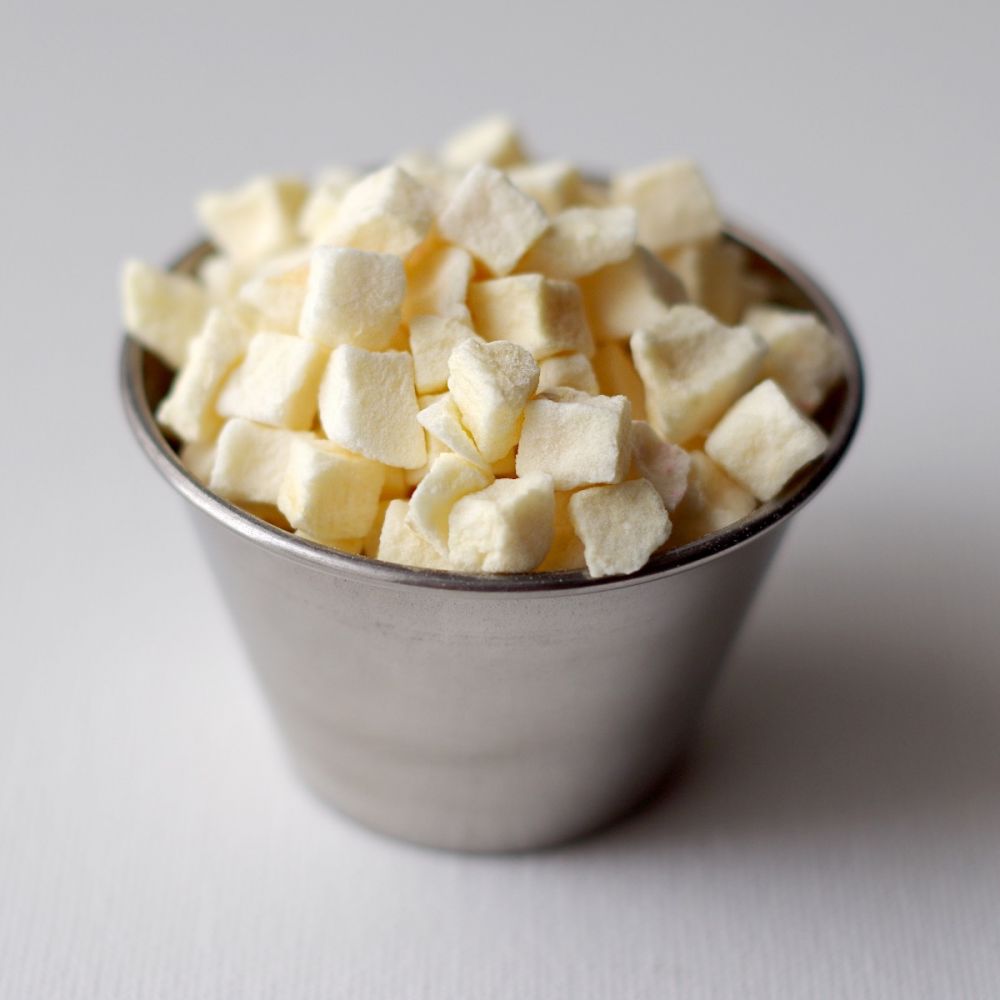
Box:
519, 206, 637, 279
440, 114, 525, 169
377, 499, 451, 570
408, 315, 480, 394
407, 453, 494, 555
209, 418, 311, 505
402, 244, 474, 323
630, 420, 691, 511
416, 392, 489, 470
537, 353, 599, 394
670, 449, 757, 544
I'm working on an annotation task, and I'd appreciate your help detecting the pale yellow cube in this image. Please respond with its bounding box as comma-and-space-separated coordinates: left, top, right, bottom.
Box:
448, 474, 555, 573
630, 305, 767, 443
516, 390, 632, 490
744, 305, 846, 413
197, 175, 307, 262
199, 254, 254, 303
704, 379, 828, 501
377, 499, 452, 570
216, 331, 327, 430
447, 338, 539, 462
299, 246, 405, 350
180, 440, 216, 484
157, 307, 252, 443
569, 479, 670, 578
406, 453, 494, 555
438, 164, 548, 276
236, 247, 311, 332
324, 165, 435, 260
408, 315, 480, 394
507, 161, 583, 216
318, 346, 426, 469
298, 166, 360, 243
592, 341, 647, 420
664, 239, 749, 325
402, 244, 474, 323
122, 260, 211, 369
537, 492, 587, 572
440, 114, 525, 169
392, 151, 464, 207
611, 159, 721, 252
209, 418, 311, 505
578, 247, 687, 341
468, 274, 593, 360
670, 450, 757, 545
629, 420, 691, 512
537, 353, 599, 394
518, 206, 637, 279
415, 392, 489, 470
363, 499, 392, 556
277, 438, 385, 541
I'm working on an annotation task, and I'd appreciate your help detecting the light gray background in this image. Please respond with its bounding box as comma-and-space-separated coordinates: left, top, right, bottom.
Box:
2, 1, 999, 997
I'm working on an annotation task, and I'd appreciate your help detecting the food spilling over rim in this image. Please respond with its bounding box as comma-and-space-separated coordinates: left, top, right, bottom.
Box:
121, 221, 864, 594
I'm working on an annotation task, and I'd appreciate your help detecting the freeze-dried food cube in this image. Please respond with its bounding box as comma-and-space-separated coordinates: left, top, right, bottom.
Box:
377, 499, 452, 570
180, 441, 216, 484
209, 418, 311, 505
670, 450, 757, 544
663, 239, 749, 325
415, 393, 489, 471
402, 244, 474, 323
408, 315, 480, 395
299, 246, 405, 350
318, 346, 427, 469
537, 492, 587, 572
537, 353, 599, 394
122, 260, 211, 369
630, 305, 767, 443
468, 274, 593, 360
569, 479, 670, 578
277, 438, 385, 541
630, 421, 691, 512
438, 165, 548, 276
298, 166, 360, 243
407, 453, 494, 555
440, 114, 526, 169
507, 161, 583, 215
704, 379, 828, 501
448, 474, 555, 573
236, 247, 311, 332
216, 331, 327, 430
518, 206, 636, 279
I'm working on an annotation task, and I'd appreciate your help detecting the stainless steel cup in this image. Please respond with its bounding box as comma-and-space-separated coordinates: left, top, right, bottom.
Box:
121, 224, 863, 852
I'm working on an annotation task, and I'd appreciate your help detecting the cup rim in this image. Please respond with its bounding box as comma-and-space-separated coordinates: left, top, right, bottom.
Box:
120, 222, 864, 594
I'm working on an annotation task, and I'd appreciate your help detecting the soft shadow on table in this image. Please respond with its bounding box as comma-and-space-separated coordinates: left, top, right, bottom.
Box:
565, 539, 1000, 858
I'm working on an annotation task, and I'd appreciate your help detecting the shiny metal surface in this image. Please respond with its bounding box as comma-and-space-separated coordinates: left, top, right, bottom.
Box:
120, 224, 864, 852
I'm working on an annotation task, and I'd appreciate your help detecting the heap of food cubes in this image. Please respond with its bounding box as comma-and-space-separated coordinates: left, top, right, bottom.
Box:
122, 116, 845, 578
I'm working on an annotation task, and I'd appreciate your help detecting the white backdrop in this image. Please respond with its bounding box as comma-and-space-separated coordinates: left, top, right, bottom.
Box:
2, 1, 999, 997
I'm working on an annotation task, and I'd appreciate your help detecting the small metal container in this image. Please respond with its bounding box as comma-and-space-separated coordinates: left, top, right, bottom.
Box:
121, 224, 863, 852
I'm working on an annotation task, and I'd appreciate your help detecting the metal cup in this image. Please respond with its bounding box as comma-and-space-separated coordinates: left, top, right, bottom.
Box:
121, 224, 863, 852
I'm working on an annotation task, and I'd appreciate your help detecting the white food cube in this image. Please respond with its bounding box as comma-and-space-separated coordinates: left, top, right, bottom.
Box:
377, 499, 452, 570
392, 151, 464, 207
704, 379, 828, 501
518, 206, 637, 279
592, 341, 647, 421
122, 260, 211, 369
236, 247, 311, 332
277, 437, 385, 541
448, 473, 555, 573
216, 331, 327, 430
416, 392, 489, 470
199, 254, 254, 303
670, 450, 757, 544
319, 346, 427, 469
180, 441, 216, 484
507, 161, 582, 216
209, 418, 311, 505
744, 305, 846, 413
406, 453, 494, 555
402, 244, 474, 323
197, 176, 307, 262
447, 338, 539, 462
516, 390, 632, 490
629, 420, 691, 511
578, 247, 687, 341
537, 492, 586, 572
440, 114, 526, 169
630, 305, 767, 443
569, 479, 671, 578
157, 307, 252, 443
298, 166, 360, 243
408, 315, 480, 394
437, 164, 548, 276
537, 353, 599, 394
468, 274, 594, 360
664, 239, 749, 325
299, 246, 405, 350
324, 165, 435, 260
611, 159, 721, 252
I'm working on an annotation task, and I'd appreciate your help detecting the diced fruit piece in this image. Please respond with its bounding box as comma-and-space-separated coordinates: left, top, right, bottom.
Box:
448, 474, 555, 573
299, 246, 405, 350
122, 260, 211, 369
438, 164, 548, 276
670, 450, 756, 544
402, 244, 474, 323
318, 346, 426, 469
537, 492, 587, 572
537, 353, 599, 394
468, 274, 593, 360
236, 247, 311, 332
277, 438, 385, 541
407, 453, 494, 555
416, 392, 489, 470
516, 390, 632, 490
629, 420, 691, 511
180, 441, 216, 484
447, 338, 539, 462
440, 114, 526, 169
209, 418, 311, 505
569, 479, 670, 578
408, 315, 480, 394
518, 206, 636, 279
630, 305, 767, 443
377, 499, 452, 570
663, 238, 749, 325
507, 161, 583, 215
704, 379, 828, 501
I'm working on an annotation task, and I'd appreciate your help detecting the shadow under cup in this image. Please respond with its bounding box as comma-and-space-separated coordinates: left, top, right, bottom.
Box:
121, 225, 864, 853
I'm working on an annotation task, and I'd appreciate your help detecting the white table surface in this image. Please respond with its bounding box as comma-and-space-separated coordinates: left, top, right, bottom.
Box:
3, 2, 999, 996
